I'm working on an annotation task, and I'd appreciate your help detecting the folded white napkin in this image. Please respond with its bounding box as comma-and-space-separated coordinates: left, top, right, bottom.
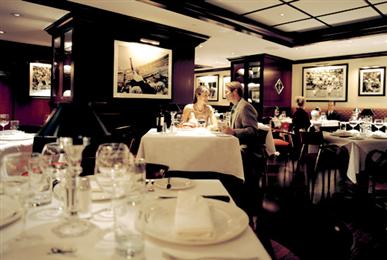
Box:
173, 191, 214, 241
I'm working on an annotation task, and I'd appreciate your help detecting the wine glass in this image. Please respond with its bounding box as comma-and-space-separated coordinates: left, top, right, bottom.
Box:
94, 143, 130, 219
0, 113, 10, 131
33, 142, 69, 219
127, 157, 146, 203
348, 117, 358, 133
1, 152, 34, 239
374, 119, 383, 133
51, 136, 92, 237
197, 118, 206, 128
170, 111, 177, 132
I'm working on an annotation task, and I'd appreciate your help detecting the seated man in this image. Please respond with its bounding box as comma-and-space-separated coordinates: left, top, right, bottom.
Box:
326, 100, 341, 121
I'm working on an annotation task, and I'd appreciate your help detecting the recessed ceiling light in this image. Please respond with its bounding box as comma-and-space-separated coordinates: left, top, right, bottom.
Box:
0, 30, 5, 35
199, 45, 203, 48
11, 13, 21, 17
280, 13, 285, 16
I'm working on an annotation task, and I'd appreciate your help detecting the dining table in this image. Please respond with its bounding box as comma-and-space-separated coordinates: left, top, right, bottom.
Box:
0, 179, 271, 260
323, 131, 387, 183
137, 128, 245, 181
0, 130, 35, 164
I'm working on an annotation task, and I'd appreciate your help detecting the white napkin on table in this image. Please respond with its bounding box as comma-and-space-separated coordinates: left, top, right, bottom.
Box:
173, 191, 215, 241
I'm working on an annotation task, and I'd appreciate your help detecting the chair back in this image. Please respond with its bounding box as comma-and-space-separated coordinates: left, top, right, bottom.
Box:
365, 149, 387, 182
299, 130, 324, 146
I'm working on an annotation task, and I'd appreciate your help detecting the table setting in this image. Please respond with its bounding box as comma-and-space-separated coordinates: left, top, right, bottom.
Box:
0, 138, 270, 260
324, 120, 387, 183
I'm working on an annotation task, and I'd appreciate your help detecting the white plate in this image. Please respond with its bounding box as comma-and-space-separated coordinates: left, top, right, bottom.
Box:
0, 195, 22, 228
143, 199, 249, 245
215, 133, 232, 137
154, 178, 194, 190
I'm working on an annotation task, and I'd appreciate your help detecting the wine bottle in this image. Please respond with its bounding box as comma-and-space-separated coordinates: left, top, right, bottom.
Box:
156, 110, 164, 132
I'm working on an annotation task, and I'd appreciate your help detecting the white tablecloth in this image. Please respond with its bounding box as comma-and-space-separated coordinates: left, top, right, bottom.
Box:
0, 179, 271, 260
137, 128, 245, 180
324, 132, 387, 183
258, 123, 276, 156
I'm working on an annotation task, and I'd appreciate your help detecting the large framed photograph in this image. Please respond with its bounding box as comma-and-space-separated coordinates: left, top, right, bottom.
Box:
29, 62, 51, 97
196, 74, 219, 101
302, 64, 348, 102
113, 40, 172, 99
359, 67, 385, 96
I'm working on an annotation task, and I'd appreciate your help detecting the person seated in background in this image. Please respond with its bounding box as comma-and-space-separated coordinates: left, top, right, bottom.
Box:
292, 96, 311, 132
310, 107, 321, 121
180, 85, 217, 129
326, 100, 341, 120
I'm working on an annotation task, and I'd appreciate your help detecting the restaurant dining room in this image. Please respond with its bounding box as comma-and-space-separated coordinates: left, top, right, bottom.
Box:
1, 0, 387, 259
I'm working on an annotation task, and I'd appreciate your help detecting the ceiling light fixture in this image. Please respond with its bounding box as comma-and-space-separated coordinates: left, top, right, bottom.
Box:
140, 38, 160, 46
0, 30, 5, 35
11, 13, 21, 17
280, 13, 285, 16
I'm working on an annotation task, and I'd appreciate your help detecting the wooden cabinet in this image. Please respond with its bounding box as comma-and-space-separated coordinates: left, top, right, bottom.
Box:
229, 54, 292, 119
49, 18, 74, 104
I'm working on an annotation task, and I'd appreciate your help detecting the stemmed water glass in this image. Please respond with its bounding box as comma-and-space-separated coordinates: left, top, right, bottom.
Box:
0, 113, 10, 131
94, 143, 130, 219
348, 117, 358, 133
34, 142, 69, 219
374, 119, 383, 134
1, 152, 35, 239
170, 111, 177, 132
51, 136, 91, 237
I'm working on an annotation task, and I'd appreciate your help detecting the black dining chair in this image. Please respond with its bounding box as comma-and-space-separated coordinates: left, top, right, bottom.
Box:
362, 149, 387, 201
296, 130, 342, 202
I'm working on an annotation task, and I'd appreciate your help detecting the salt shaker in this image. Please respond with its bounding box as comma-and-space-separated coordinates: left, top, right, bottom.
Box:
77, 177, 92, 219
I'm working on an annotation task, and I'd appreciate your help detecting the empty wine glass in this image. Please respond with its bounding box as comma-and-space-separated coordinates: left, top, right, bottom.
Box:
52, 136, 92, 238
170, 111, 177, 132
348, 117, 358, 133
1, 152, 34, 239
374, 119, 383, 133
0, 113, 10, 131
34, 142, 69, 219
94, 143, 130, 219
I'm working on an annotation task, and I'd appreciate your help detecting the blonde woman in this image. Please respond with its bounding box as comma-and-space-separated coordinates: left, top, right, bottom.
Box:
181, 85, 217, 129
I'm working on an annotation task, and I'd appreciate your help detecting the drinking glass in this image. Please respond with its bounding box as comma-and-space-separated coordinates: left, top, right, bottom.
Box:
0, 113, 10, 131
127, 158, 146, 203
10, 120, 20, 130
197, 118, 206, 128
35, 142, 68, 219
52, 137, 92, 237
114, 192, 145, 259
1, 152, 34, 239
374, 119, 383, 133
339, 122, 347, 131
29, 153, 52, 207
348, 118, 358, 132
95, 143, 130, 219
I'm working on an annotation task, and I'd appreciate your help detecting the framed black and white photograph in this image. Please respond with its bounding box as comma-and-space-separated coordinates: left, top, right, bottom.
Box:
302, 64, 348, 102
222, 76, 231, 99
359, 67, 385, 96
113, 40, 172, 99
196, 74, 219, 101
29, 62, 51, 97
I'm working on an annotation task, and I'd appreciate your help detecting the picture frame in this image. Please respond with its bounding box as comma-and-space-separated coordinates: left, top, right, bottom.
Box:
358, 67, 385, 96
196, 74, 219, 101
29, 62, 51, 97
113, 40, 172, 99
302, 64, 348, 102
222, 76, 231, 99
